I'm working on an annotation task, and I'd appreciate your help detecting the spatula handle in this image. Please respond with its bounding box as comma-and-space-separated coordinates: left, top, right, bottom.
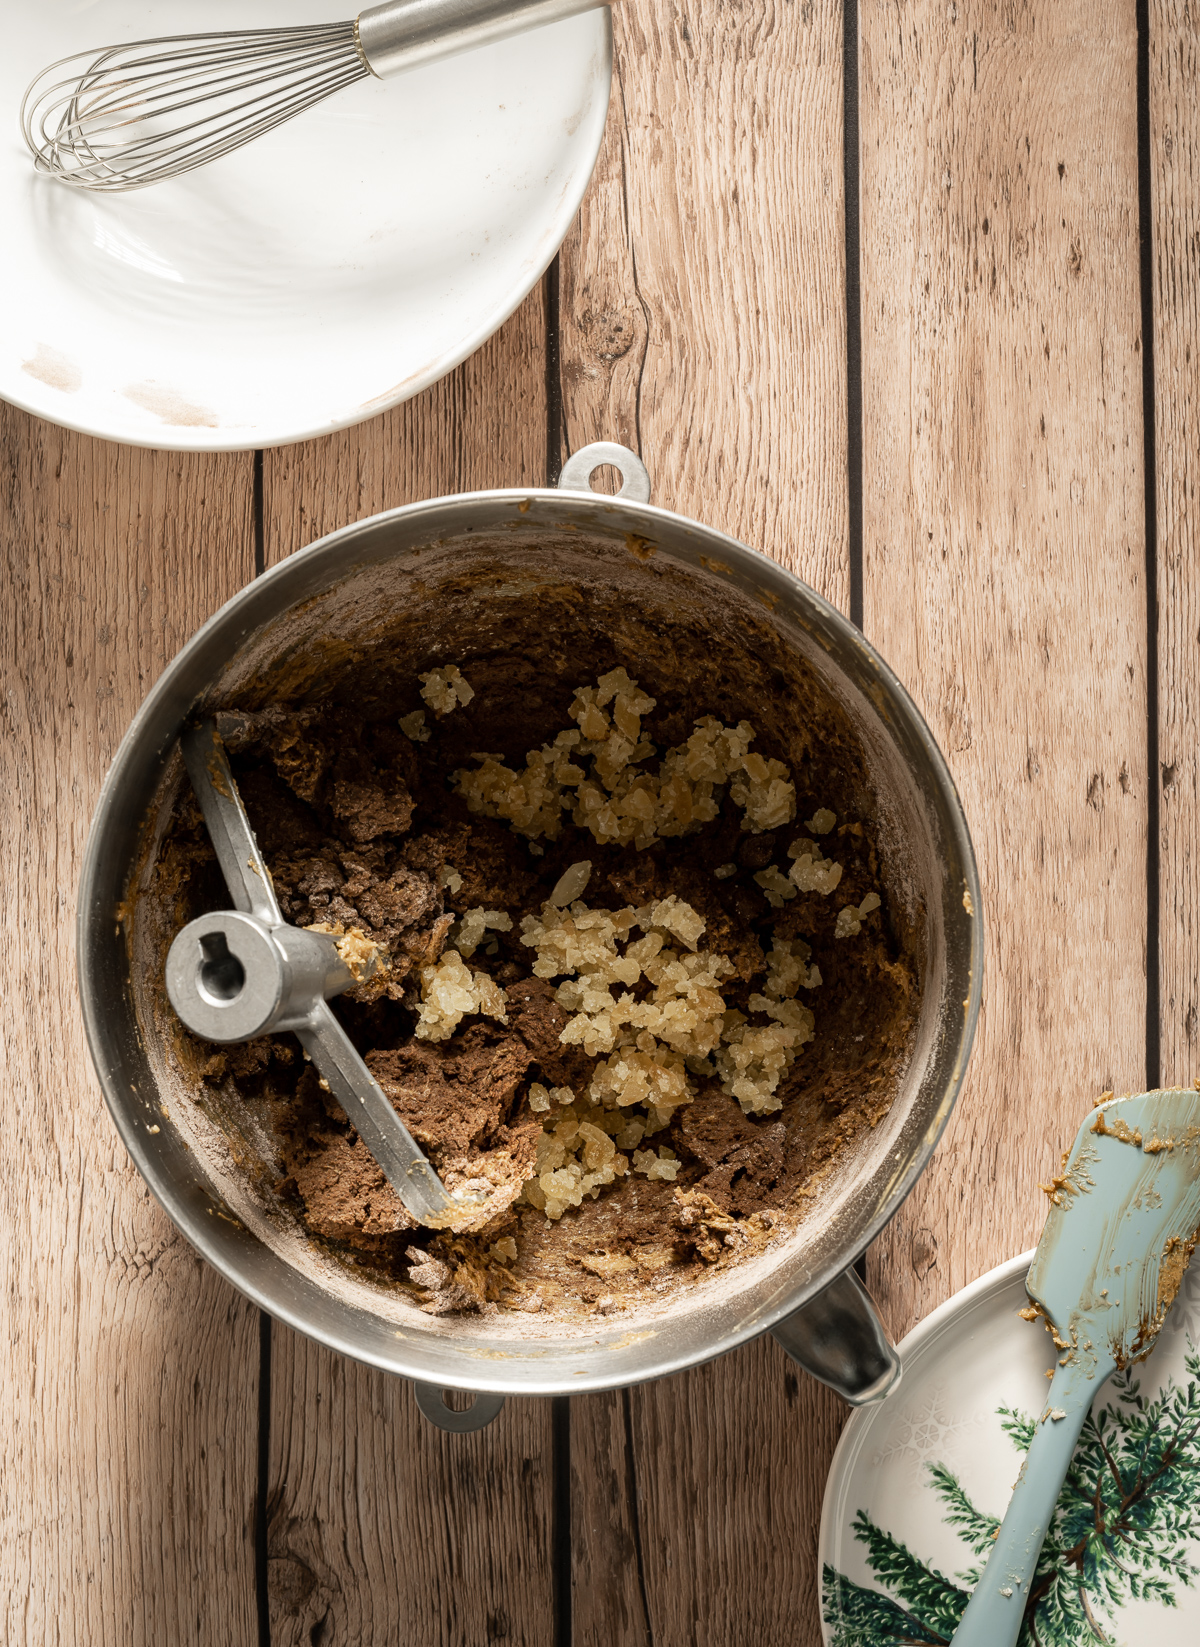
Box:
951, 1356, 1111, 1646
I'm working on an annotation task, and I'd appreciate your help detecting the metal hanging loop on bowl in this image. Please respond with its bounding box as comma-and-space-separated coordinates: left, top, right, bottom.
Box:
413, 1383, 507, 1432
164, 719, 458, 1226
558, 441, 652, 503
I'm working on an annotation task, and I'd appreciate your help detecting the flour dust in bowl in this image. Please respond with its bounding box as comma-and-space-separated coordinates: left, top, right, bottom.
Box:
78, 445, 982, 1426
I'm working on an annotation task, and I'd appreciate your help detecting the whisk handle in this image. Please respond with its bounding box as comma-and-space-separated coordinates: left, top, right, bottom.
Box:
356, 0, 608, 79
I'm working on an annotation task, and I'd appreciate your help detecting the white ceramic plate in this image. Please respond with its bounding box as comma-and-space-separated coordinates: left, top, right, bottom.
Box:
820, 1252, 1200, 1645
1, 1, 610, 450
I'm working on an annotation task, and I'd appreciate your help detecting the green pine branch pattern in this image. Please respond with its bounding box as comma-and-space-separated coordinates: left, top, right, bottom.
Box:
822, 1347, 1200, 1647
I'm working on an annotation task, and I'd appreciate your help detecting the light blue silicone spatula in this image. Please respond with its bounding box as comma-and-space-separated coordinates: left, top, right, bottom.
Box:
952, 1088, 1200, 1647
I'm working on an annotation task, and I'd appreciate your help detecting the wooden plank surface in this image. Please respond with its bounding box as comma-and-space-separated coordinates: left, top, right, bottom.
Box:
559, 0, 849, 598
262, 289, 549, 563
0, 411, 260, 1643
558, 4, 851, 1642
1152, 4, 1200, 1089
267, 1338, 559, 1647
572, 1337, 840, 1647
858, 0, 1150, 1344
260, 290, 561, 1647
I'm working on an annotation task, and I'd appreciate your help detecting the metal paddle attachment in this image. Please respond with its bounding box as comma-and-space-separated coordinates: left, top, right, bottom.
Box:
164, 719, 455, 1225
952, 1088, 1200, 1645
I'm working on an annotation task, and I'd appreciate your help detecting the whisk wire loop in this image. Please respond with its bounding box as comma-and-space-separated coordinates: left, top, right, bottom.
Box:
22, 24, 370, 192
22, 0, 608, 191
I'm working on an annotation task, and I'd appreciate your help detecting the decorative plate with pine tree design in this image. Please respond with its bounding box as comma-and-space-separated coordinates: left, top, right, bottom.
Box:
819, 1251, 1200, 1646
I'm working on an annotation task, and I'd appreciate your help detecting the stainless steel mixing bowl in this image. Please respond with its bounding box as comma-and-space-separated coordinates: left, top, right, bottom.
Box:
78, 443, 981, 1429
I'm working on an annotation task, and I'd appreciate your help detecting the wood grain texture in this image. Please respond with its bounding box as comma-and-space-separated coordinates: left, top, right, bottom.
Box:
559, 5, 850, 1643
570, 1392, 652, 1647
0, 408, 259, 1644
858, 0, 1150, 1342
267, 1332, 556, 1647
573, 1341, 844, 1647
1152, 3, 1200, 1084
558, 0, 850, 605
262, 286, 547, 564
260, 280, 557, 1647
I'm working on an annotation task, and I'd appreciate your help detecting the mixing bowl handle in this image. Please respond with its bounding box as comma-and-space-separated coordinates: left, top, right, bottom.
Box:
770, 1267, 901, 1406
413, 1382, 507, 1432
558, 440, 652, 503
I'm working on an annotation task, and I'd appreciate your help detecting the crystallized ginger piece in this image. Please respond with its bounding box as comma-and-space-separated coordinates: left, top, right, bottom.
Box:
787, 841, 844, 895
638, 894, 706, 950
729, 751, 796, 832
577, 1120, 617, 1173
540, 1165, 586, 1218
754, 865, 797, 908
454, 906, 513, 958
589, 1044, 692, 1114
419, 664, 475, 715
835, 891, 882, 938
595, 666, 654, 713
615, 1116, 646, 1150
414, 949, 508, 1040
632, 1147, 680, 1181
764, 937, 821, 1000
549, 860, 593, 907
528, 1082, 575, 1113
399, 709, 430, 742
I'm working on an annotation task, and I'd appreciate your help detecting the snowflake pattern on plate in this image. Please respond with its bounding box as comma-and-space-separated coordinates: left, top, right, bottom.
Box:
870, 1382, 987, 1487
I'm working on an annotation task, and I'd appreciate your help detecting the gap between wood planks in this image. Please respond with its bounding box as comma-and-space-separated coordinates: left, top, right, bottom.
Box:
1136, 0, 1161, 1092
843, 0, 864, 635
844, 0, 867, 1296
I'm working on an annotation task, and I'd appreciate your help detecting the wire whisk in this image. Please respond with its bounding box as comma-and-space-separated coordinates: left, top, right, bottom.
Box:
23, 26, 369, 192
22, 0, 607, 194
